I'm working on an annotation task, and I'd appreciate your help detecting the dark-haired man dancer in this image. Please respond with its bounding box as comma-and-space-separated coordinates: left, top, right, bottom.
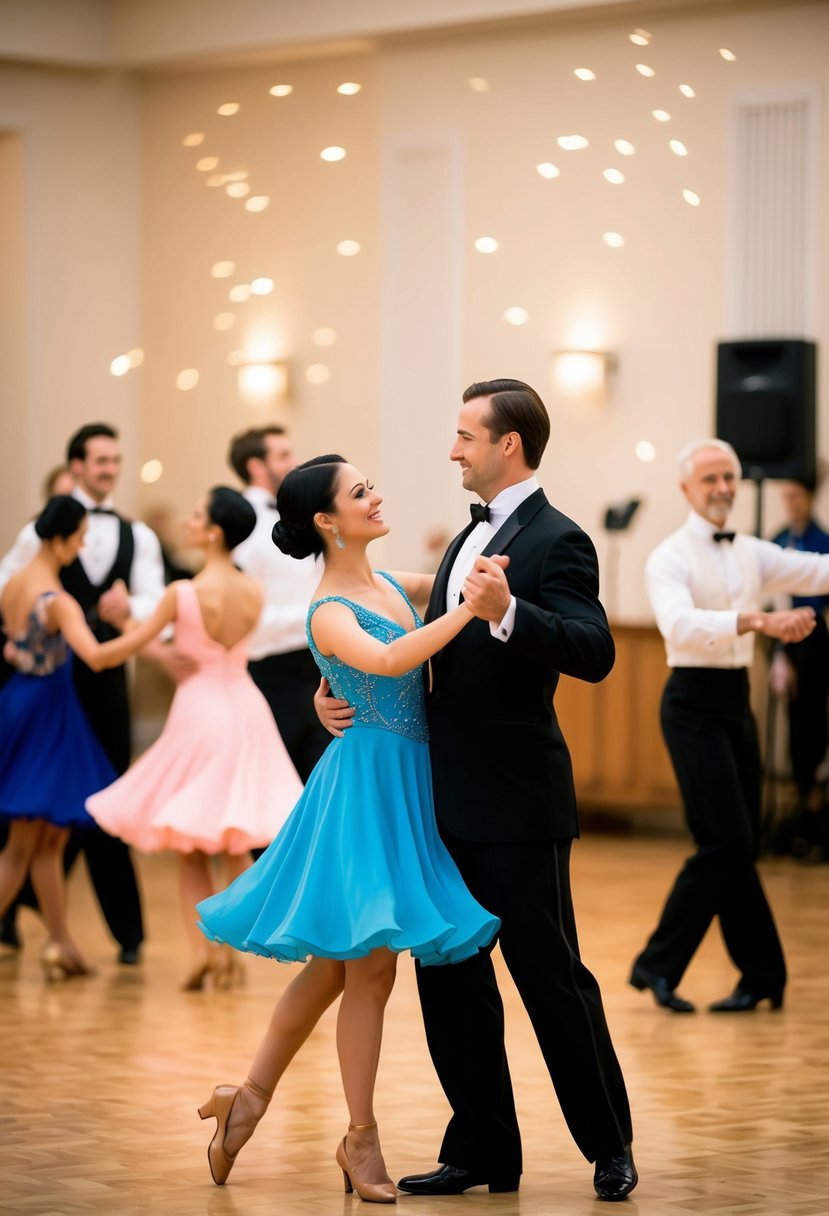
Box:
319, 380, 635, 1202
0, 423, 168, 963
228, 426, 329, 781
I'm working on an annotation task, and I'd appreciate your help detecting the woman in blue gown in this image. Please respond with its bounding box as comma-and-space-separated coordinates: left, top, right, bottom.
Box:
196, 456, 499, 1203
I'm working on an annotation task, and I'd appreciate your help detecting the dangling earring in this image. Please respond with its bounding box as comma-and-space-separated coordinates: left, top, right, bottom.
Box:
332, 525, 346, 550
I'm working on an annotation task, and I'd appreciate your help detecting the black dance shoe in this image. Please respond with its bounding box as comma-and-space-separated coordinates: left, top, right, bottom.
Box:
0, 914, 22, 951
118, 945, 142, 966
594, 1146, 638, 1202
396, 1165, 520, 1195
709, 986, 783, 1012
629, 963, 695, 1012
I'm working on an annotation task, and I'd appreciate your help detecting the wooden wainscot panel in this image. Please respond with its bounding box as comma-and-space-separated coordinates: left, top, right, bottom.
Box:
555, 623, 680, 810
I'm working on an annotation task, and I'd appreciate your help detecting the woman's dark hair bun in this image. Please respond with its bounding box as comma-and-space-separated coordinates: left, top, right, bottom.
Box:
35, 495, 86, 541
272, 454, 347, 560
207, 486, 257, 550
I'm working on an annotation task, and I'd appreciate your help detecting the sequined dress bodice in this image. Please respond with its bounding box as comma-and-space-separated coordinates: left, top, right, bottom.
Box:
306, 572, 428, 743
10, 592, 69, 676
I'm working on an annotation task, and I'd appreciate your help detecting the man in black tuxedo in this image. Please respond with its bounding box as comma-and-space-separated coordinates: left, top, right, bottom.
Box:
321, 379, 635, 1201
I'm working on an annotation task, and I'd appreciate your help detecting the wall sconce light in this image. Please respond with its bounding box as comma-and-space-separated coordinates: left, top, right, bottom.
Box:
552, 350, 616, 397
237, 360, 289, 405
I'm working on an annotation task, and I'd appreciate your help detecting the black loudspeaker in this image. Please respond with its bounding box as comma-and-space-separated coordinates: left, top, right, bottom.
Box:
715, 338, 817, 482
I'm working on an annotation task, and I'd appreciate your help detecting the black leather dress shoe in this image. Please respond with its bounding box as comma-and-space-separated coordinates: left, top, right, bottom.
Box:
594, 1146, 637, 1202
629, 963, 695, 1012
118, 945, 141, 966
709, 985, 783, 1012
397, 1165, 520, 1195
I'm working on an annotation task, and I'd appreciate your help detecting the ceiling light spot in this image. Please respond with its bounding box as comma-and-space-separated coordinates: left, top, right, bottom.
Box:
652, 109, 671, 122
211, 261, 235, 278
337, 82, 362, 95
127, 349, 144, 368
670, 139, 689, 157
629, 29, 652, 46
109, 355, 131, 377
504, 307, 529, 326
574, 68, 595, 81
603, 232, 625, 248
320, 146, 346, 162
635, 440, 657, 462
176, 369, 199, 391
226, 182, 251, 198
182, 133, 205, 147
603, 168, 625, 184
614, 139, 636, 156
336, 240, 361, 257
245, 196, 270, 212
140, 459, 163, 484
679, 83, 696, 98
250, 278, 274, 295
229, 285, 251, 303
474, 237, 499, 253
682, 189, 701, 206
214, 313, 236, 331
196, 157, 219, 172
305, 363, 331, 384
557, 134, 589, 151
217, 102, 240, 116
636, 64, 656, 77
468, 77, 490, 92
536, 162, 560, 178
719, 48, 737, 61
269, 84, 293, 97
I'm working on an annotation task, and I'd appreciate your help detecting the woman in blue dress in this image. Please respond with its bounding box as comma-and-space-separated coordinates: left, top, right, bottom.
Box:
0, 497, 141, 979
196, 455, 499, 1203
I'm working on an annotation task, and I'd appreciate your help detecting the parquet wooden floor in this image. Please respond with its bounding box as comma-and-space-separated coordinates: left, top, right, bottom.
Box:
1, 836, 827, 1216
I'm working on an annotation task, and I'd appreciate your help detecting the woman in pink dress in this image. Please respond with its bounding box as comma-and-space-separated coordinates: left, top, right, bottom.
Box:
86, 487, 302, 990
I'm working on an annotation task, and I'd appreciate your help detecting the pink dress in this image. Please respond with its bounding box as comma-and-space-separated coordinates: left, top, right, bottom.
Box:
87, 580, 303, 855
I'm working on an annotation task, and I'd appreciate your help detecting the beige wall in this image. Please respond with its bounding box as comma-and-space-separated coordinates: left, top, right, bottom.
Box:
137, 1, 829, 611
2, 1, 827, 618
0, 64, 142, 543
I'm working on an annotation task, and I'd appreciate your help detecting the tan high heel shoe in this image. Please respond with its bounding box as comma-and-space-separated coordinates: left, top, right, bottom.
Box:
213, 944, 245, 991
335, 1122, 397, 1204
197, 1076, 272, 1185
40, 942, 95, 982
180, 955, 215, 992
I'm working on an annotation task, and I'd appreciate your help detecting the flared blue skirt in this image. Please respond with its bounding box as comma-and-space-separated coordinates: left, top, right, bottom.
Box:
197, 724, 499, 966
0, 660, 114, 829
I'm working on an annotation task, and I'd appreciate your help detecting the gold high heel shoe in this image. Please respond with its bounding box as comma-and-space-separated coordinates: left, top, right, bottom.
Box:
180, 956, 215, 992
335, 1122, 397, 1204
213, 944, 245, 991
197, 1076, 272, 1185
40, 942, 95, 982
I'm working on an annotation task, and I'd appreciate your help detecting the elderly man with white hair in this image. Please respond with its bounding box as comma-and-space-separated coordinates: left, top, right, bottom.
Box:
630, 438, 829, 1013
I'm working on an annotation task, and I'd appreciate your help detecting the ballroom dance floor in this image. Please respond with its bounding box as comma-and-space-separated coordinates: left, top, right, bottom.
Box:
1, 835, 827, 1216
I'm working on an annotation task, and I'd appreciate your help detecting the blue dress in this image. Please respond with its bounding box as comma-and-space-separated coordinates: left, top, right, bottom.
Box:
0, 592, 115, 828
197, 573, 499, 966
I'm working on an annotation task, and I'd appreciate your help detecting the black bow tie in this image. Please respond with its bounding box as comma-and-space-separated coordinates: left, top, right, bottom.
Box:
89, 506, 116, 515
713, 531, 736, 543
470, 503, 490, 524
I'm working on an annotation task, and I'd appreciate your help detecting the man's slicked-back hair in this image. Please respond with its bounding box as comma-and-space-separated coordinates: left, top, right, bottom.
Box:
462, 378, 550, 469
228, 424, 287, 484
66, 423, 118, 464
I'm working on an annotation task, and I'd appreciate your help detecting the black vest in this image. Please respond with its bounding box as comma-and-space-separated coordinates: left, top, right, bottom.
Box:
61, 516, 135, 642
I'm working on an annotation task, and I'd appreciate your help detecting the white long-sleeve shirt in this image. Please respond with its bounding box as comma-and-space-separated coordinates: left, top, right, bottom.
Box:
646, 509, 829, 668
0, 487, 165, 621
233, 486, 321, 661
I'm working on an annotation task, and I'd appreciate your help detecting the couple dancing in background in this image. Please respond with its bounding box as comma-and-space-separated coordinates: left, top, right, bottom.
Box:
0, 488, 302, 981
196, 379, 636, 1204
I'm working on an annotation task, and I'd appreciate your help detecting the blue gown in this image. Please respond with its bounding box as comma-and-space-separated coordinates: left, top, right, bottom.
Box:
0, 592, 115, 828
197, 573, 499, 966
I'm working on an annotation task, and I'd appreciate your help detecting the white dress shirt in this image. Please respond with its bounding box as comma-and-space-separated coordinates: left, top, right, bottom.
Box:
0, 487, 165, 621
647, 509, 829, 668
233, 486, 322, 660
447, 477, 539, 642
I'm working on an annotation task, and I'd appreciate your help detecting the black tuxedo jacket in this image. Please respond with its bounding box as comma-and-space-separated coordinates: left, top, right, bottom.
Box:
425, 488, 613, 843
